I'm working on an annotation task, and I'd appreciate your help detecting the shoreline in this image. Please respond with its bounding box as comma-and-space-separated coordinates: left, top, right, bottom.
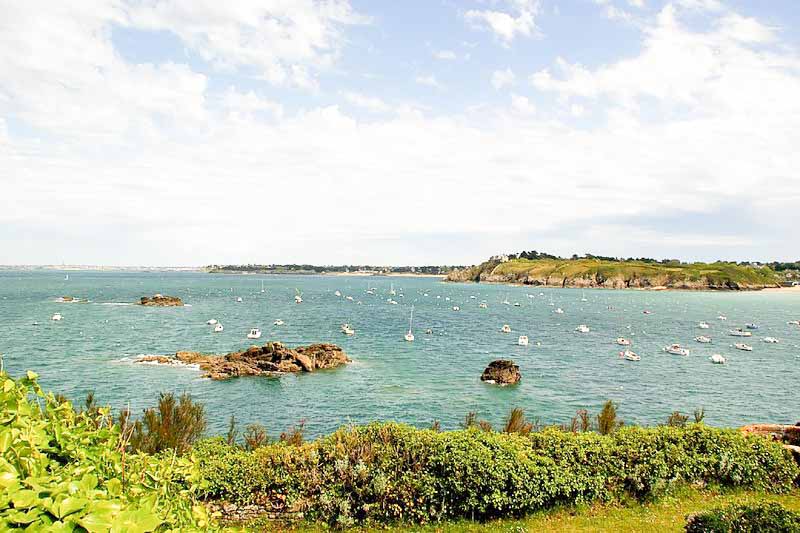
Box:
445, 279, 798, 293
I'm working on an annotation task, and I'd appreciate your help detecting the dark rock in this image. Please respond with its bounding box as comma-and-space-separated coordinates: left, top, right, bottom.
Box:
481, 359, 521, 385
139, 294, 183, 306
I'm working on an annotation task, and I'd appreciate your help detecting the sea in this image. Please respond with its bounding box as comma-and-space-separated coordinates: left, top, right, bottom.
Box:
1, 270, 798, 437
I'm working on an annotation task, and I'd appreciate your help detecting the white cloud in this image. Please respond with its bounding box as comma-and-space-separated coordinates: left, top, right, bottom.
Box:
465, 0, 540, 44
341, 91, 390, 113
415, 75, 444, 90
220, 88, 283, 118
491, 68, 516, 90
510, 94, 536, 115
128, 0, 367, 88
569, 103, 585, 117
434, 50, 457, 60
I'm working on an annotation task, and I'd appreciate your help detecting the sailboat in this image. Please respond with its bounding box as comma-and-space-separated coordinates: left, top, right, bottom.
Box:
294, 289, 303, 304
260, 280, 265, 293
64, 274, 69, 281
389, 283, 396, 296
580, 290, 587, 302
404, 306, 414, 342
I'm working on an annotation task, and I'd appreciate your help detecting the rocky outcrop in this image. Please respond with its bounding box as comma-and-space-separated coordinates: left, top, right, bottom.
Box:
480, 360, 521, 385
137, 342, 350, 380
740, 423, 800, 462
139, 294, 183, 306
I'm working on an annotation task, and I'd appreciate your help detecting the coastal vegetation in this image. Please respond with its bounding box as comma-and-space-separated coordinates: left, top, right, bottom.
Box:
447, 256, 782, 290
3, 371, 798, 531
205, 264, 460, 275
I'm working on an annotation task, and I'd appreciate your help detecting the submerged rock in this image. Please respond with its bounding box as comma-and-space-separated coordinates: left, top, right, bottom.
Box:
481, 359, 521, 385
137, 342, 350, 380
139, 294, 183, 306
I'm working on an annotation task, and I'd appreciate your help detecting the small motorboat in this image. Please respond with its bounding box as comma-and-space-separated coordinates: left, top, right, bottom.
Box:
763, 337, 779, 344
247, 328, 262, 340
366, 289, 374, 295
717, 315, 727, 321
729, 328, 752, 337
236, 297, 243, 303
345, 295, 354, 301
575, 324, 590, 333
518, 335, 529, 346
697, 322, 710, 329
273, 319, 284, 326
694, 335, 712, 344
615, 337, 631, 346
479, 302, 488, 309
206, 319, 218, 325
788, 320, 800, 326
51, 313, 63, 321
470, 295, 476, 299
734, 343, 752, 351
334, 290, 342, 297
389, 300, 398, 305
214, 323, 224, 333
513, 302, 521, 307
710, 354, 726, 364
643, 310, 652, 315
425, 328, 433, 335
501, 324, 512, 333
745, 323, 759, 330
341, 323, 355, 335
554, 308, 564, 314
664, 344, 689, 356
452, 306, 460, 311
619, 350, 640, 361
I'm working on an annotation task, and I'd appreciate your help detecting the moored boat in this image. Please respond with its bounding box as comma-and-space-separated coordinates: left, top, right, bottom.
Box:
734, 343, 752, 351
664, 343, 689, 356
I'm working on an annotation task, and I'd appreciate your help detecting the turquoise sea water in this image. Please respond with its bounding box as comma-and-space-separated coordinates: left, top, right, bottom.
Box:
1, 271, 798, 436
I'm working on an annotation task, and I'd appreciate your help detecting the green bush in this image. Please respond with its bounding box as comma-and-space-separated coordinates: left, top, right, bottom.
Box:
0, 371, 211, 531
685, 502, 800, 532
194, 421, 799, 526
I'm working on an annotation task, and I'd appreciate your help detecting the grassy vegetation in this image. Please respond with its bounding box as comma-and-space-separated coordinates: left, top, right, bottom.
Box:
266, 488, 800, 532
450, 258, 781, 289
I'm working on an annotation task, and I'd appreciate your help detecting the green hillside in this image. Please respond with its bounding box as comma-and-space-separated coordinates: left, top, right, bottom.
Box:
447, 258, 780, 290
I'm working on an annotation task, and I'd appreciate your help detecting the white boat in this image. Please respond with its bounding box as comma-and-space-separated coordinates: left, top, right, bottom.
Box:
694, 335, 712, 344
643, 310, 652, 315
51, 313, 63, 321
729, 328, 752, 337
207, 319, 218, 325
788, 320, 800, 326
503, 298, 511, 306
273, 319, 284, 326
615, 337, 631, 346
341, 323, 355, 335
580, 291, 588, 302
763, 337, 779, 344
389, 283, 396, 296
294, 289, 303, 304
554, 307, 564, 314
236, 297, 243, 303
404, 306, 414, 342
518, 335, 529, 346
619, 350, 640, 361
214, 323, 224, 333
664, 344, 689, 356
734, 343, 752, 351
64, 274, 69, 281
366, 289, 374, 295
261, 280, 265, 293
513, 302, 521, 307
345, 296, 354, 301
717, 315, 727, 321
745, 323, 759, 330
452, 306, 460, 311
710, 354, 727, 364
501, 324, 512, 333
388, 299, 398, 305
470, 295, 476, 299
697, 322, 710, 329
247, 328, 261, 339
575, 324, 590, 333
334, 290, 342, 297
425, 328, 433, 335
478, 302, 488, 309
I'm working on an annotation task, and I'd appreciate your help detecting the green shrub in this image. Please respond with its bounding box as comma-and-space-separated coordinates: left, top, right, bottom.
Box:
194, 420, 799, 526
685, 502, 800, 532
0, 371, 211, 531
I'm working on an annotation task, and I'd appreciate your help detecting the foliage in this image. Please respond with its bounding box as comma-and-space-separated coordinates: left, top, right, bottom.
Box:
668, 411, 691, 427
120, 392, 207, 455
597, 400, 623, 435
685, 502, 800, 532
0, 371, 211, 531
194, 420, 799, 527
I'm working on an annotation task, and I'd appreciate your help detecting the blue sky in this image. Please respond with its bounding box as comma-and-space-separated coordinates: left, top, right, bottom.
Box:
1, 0, 799, 265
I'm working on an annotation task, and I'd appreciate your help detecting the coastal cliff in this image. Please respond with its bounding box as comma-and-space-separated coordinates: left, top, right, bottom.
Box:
447, 258, 781, 290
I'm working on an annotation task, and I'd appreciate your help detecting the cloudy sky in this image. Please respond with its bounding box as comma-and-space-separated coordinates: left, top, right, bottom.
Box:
1, 0, 798, 266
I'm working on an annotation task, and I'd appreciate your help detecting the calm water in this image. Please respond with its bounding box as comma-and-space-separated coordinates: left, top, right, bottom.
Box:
1, 271, 798, 436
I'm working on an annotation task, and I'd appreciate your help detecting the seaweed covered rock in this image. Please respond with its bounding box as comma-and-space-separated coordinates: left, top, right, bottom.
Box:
480, 359, 521, 385
139, 293, 183, 306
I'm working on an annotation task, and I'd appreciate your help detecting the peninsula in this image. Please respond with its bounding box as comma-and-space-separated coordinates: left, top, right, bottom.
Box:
447, 254, 786, 290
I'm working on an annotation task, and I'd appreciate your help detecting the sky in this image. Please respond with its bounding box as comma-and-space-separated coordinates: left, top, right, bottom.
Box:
1, 0, 799, 266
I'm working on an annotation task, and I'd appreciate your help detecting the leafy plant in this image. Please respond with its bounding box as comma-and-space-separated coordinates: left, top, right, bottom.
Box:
668, 411, 690, 427
685, 502, 800, 532
597, 400, 623, 435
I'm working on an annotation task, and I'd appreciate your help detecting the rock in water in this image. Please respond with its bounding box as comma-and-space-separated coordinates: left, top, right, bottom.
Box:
138, 342, 351, 380
139, 294, 183, 306
481, 360, 521, 385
